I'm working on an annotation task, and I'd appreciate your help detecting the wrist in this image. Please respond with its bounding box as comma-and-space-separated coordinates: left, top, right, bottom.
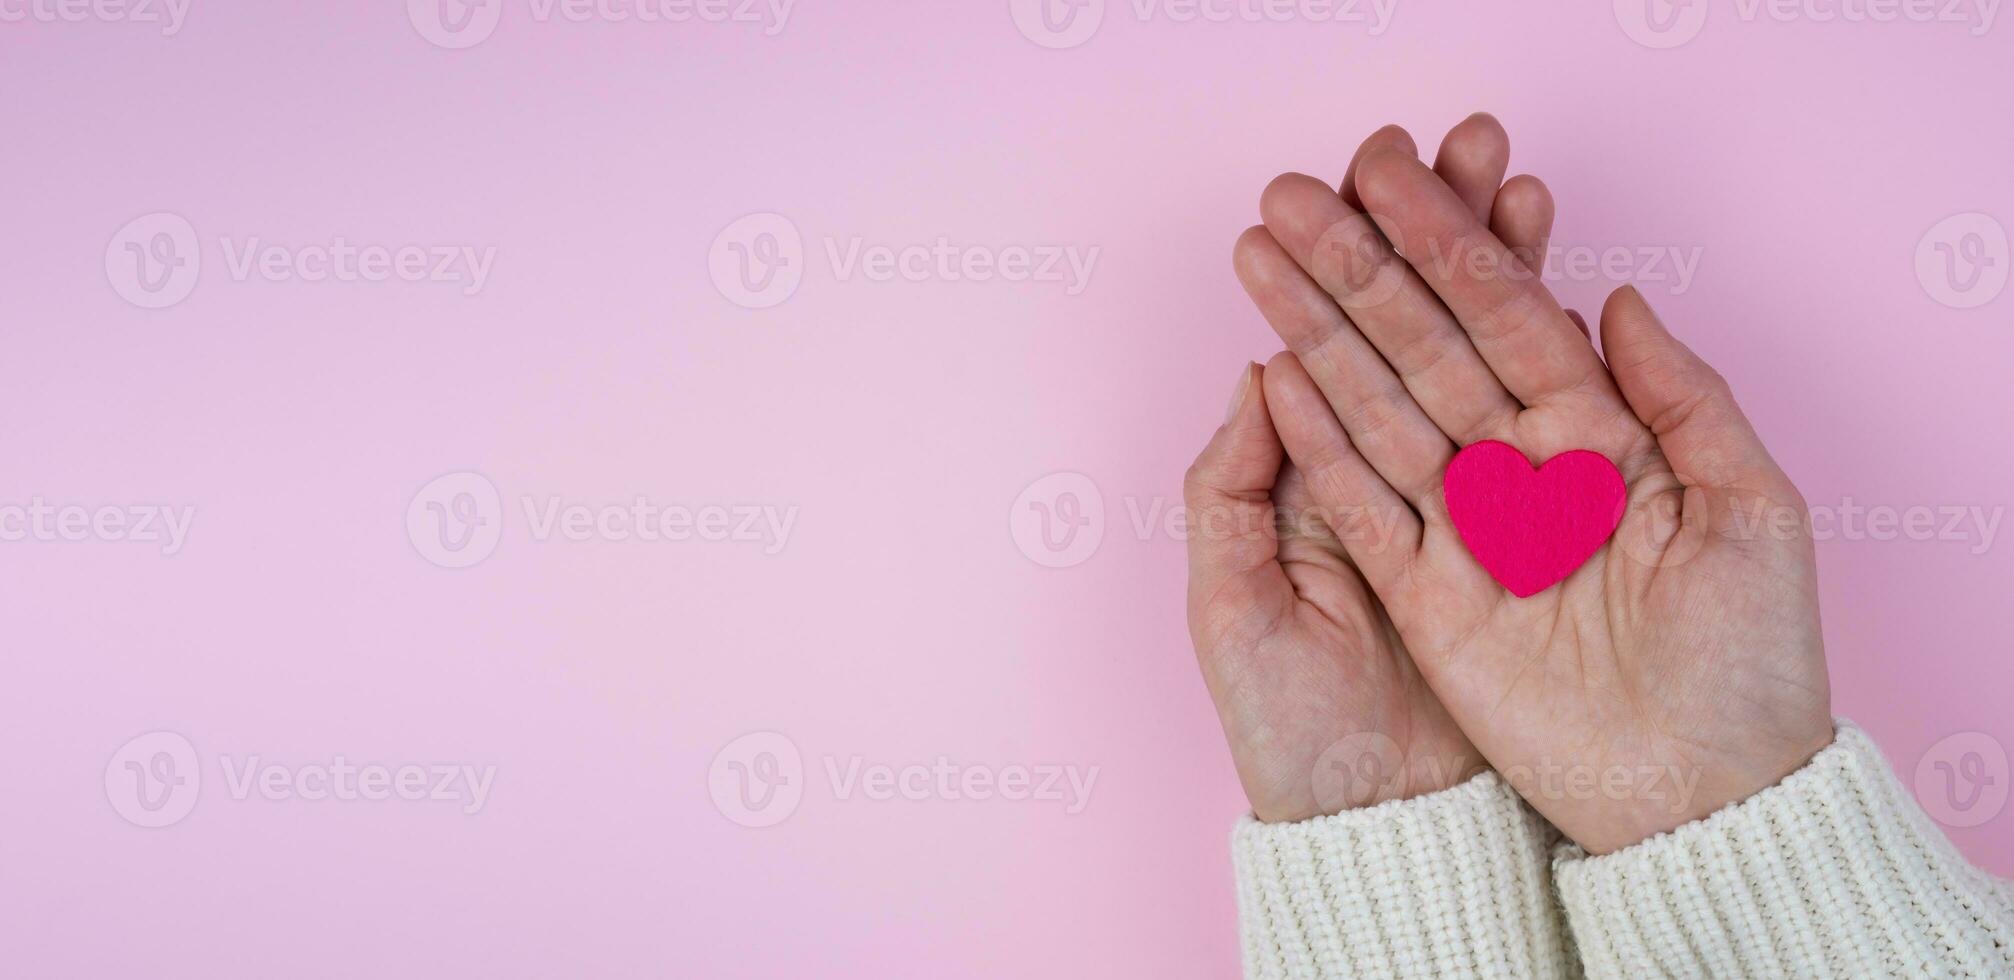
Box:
1565, 723, 1837, 855
1246, 734, 1486, 824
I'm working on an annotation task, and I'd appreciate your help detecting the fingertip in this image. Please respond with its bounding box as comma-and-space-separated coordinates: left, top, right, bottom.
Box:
1368, 123, 1419, 159
1258, 352, 1333, 434
1341, 125, 1418, 207
1494, 174, 1554, 224
1194, 361, 1282, 492
1261, 349, 1307, 394
1438, 112, 1510, 172
1225, 360, 1265, 425
1261, 171, 1322, 210
1259, 172, 1335, 236
1491, 174, 1555, 266
1351, 146, 1419, 209
1231, 225, 1297, 306
1598, 285, 1680, 384
1599, 284, 1657, 343
1232, 224, 1272, 274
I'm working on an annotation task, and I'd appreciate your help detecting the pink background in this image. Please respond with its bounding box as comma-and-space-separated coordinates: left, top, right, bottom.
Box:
4, 2, 2011, 976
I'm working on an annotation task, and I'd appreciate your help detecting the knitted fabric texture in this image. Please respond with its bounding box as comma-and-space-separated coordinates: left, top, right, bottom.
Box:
1232, 771, 1578, 979
1553, 722, 2014, 979
1232, 721, 2014, 978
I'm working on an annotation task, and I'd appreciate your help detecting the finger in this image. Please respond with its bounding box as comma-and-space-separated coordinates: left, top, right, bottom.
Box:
1234, 220, 1456, 504
1257, 175, 1518, 450
1490, 174, 1554, 280
1270, 461, 1351, 566
1565, 308, 1591, 341
1184, 362, 1287, 605
1357, 149, 1624, 413
1433, 112, 1511, 221
1599, 286, 1793, 494
1261, 352, 1422, 594
1340, 124, 1418, 211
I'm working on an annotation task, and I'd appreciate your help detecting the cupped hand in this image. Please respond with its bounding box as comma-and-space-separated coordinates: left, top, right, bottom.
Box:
1240, 117, 1832, 852
1187, 117, 1557, 822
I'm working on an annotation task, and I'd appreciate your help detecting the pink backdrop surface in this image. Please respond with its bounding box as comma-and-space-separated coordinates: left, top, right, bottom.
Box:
4, 2, 2011, 977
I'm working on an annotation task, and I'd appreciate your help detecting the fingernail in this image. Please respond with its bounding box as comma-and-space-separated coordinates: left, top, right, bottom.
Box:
1225, 363, 1255, 424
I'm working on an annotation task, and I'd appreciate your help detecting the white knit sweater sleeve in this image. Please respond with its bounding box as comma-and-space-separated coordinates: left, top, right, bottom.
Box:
1231, 771, 1579, 979
1553, 720, 2014, 979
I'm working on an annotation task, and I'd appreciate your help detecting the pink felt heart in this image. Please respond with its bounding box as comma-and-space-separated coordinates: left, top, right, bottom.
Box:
1442, 441, 1626, 598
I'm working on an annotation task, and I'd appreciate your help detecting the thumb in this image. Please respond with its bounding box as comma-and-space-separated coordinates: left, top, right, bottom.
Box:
1600, 286, 1793, 498
1184, 362, 1284, 608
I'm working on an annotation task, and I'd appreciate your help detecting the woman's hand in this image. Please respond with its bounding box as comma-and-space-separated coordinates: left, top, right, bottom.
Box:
1187, 117, 1559, 822
1241, 125, 1832, 852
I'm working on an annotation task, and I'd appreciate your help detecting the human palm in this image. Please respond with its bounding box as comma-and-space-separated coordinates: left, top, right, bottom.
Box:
1187, 117, 1563, 822
1206, 122, 1831, 851
1362, 310, 1832, 853
1188, 450, 1481, 823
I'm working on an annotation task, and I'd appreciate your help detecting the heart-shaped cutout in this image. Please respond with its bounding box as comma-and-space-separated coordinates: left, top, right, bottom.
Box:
1443, 441, 1626, 598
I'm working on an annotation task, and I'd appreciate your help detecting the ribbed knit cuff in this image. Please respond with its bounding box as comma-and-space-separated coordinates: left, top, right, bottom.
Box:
1554, 720, 2014, 979
1232, 771, 1577, 980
